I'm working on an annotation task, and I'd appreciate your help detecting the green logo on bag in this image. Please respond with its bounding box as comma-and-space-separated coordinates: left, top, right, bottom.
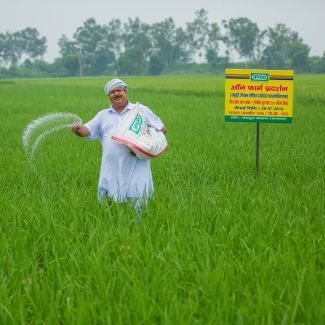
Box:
129, 114, 142, 134
251, 73, 269, 81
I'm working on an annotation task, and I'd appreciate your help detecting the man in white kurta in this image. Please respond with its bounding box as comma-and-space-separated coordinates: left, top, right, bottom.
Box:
71, 78, 167, 208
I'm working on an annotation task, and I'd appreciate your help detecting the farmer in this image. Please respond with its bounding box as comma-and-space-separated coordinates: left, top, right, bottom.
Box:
71, 78, 167, 211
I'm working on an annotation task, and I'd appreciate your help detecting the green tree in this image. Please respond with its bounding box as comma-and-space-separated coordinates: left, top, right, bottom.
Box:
103, 19, 124, 59
58, 35, 82, 76
185, 9, 222, 64
117, 48, 147, 75
150, 18, 178, 68
174, 27, 191, 64
122, 17, 152, 58
0, 33, 5, 66
321, 52, 325, 73
0, 32, 21, 66
73, 18, 115, 75
84, 52, 115, 75
289, 37, 310, 72
19, 27, 47, 59
262, 24, 310, 71
205, 22, 222, 64
73, 18, 104, 54
148, 55, 165, 75
0, 28, 46, 67
262, 24, 292, 69
222, 17, 263, 64
115, 17, 152, 75
186, 9, 210, 60
148, 18, 191, 74
59, 55, 80, 76
58, 35, 78, 56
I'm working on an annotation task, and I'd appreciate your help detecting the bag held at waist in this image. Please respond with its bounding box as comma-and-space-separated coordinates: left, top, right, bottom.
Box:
112, 108, 168, 160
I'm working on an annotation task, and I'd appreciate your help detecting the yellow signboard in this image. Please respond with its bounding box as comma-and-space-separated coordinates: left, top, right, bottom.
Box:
225, 69, 294, 123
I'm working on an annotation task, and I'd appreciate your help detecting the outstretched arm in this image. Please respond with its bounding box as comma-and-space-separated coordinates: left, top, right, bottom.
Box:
71, 122, 90, 137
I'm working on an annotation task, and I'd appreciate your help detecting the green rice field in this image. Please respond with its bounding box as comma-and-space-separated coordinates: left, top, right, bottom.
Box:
0, 75, 324, 324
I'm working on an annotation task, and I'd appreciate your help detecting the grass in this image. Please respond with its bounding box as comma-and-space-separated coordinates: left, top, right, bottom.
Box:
0, 74, 324, 324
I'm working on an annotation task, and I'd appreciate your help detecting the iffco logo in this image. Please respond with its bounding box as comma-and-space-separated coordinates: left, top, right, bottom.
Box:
129, 114, 143, 134
250, 73, 269, 81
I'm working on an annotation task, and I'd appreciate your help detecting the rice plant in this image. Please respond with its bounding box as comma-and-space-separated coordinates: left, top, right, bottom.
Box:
0, 75, 323, 324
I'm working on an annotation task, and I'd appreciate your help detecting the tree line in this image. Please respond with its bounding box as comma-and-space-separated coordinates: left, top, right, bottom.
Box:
1, 9, 325, 78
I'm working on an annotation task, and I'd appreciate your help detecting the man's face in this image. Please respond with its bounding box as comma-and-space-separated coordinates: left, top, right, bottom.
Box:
108, 87, 128, 110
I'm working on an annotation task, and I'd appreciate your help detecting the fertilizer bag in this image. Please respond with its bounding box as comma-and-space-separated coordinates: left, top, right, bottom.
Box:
112, 108, 168, 160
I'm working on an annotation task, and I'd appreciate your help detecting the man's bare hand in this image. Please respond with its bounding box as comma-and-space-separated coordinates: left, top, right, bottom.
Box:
71, 122, 90, 137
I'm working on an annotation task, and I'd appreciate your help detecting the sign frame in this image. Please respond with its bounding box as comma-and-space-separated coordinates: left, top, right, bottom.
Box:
224, 69, 294, 175
225, 69, 294, 124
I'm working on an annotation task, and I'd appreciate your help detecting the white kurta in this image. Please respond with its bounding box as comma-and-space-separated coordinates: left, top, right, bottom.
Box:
85, 102, 164, 202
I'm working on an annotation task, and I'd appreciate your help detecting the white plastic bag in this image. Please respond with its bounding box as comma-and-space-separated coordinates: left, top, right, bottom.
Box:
112, 108, 168, 160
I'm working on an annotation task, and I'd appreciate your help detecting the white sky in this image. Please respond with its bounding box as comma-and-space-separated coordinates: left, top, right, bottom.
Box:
0, 0, 324, 62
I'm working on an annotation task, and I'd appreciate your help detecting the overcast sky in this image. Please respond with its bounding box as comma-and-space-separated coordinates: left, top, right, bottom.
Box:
0, 0, 324, 62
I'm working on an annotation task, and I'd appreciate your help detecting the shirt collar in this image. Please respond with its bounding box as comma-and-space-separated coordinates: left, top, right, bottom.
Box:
108, 101, 134, 115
